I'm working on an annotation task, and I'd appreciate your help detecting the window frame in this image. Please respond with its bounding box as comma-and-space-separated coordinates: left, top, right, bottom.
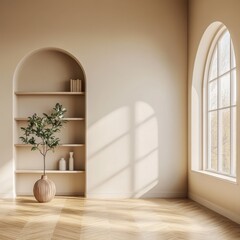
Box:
203, 26, 237, 178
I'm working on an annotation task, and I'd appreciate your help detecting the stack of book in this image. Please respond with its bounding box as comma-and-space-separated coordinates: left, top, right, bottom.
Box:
70, 79, 82, 92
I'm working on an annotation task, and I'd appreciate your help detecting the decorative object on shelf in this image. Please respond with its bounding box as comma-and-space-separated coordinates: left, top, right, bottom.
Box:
59, 157, 66, 171
70, 79, 82, 92
19, 103, 67, 203
69, 152, 74, 171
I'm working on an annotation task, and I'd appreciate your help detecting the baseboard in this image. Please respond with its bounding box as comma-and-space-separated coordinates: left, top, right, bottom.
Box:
86, 191, 187, 199
189, 192, 240, 224
0, 191, 187, 199
0, 193, 15, 198
140, 192, 187, 198
15, 192, 84, 197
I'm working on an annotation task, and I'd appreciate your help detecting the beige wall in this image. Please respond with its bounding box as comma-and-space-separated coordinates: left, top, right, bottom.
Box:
0, 0, 187, 198
188, 0, 240, 223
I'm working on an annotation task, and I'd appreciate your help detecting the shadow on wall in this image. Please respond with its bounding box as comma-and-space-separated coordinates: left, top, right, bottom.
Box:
88, 101, 158, 197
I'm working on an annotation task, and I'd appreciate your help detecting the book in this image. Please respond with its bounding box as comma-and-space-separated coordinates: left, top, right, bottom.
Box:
70, 79, 82, 92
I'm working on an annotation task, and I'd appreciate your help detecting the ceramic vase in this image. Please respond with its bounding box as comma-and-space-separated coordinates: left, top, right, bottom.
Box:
33, 175, 56, 203
59, 157, 66, 171
69, 152, 74, 171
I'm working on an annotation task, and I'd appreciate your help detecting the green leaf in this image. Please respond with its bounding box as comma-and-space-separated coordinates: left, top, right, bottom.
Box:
19, 103, 68, 159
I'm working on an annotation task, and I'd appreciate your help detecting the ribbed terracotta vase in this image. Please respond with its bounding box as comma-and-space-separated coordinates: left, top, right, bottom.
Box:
33, 175, 56, 203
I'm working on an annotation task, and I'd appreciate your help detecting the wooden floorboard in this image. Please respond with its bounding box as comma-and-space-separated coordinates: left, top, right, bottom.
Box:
0, 197, 239, 240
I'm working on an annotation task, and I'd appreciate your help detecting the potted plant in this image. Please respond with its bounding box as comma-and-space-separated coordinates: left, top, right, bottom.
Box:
20, 103, 67, 203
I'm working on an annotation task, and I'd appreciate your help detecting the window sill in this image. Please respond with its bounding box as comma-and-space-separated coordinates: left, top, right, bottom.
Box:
191, 170, 237, 184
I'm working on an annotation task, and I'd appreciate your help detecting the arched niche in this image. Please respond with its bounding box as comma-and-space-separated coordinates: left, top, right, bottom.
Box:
14, 48, 85, 92
13, 48, 86, 196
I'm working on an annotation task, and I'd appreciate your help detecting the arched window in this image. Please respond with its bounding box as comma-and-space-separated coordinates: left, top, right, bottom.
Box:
204, 26, 236, 177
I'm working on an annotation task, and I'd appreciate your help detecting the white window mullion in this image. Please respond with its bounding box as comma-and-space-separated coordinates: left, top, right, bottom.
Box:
217, 42, 221, 173
229, 39, 233, 176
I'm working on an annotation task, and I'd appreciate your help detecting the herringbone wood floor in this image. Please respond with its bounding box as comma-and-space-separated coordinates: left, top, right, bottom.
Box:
0, 197, 239, 240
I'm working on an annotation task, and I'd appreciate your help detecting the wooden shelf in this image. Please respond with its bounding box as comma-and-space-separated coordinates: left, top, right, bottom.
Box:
15, 91, 85, 96
15, 144, 85, 147
60, 144, 85, 147
15, 117, 85, 121
64, 118, 85, 121
15, 170, 85, 174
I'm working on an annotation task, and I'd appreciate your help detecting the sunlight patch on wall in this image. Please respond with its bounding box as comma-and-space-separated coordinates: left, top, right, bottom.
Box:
88, 107, 130, 157
0, 161, 14, 197
88, 106, 131, 194
87, 102, 159, 197
133, 101, 158, 197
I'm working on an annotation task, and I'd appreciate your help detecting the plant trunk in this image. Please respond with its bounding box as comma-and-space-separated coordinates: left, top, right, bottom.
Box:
43, 155, 46, 176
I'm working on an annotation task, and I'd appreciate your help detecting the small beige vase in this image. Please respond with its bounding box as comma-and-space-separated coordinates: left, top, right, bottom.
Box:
33, 175, 56, 203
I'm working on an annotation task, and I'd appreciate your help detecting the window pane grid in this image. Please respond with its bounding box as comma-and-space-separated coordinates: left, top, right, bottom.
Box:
206, 28, 236, 178
208, 104, 236, 113
208, 67, 236, 84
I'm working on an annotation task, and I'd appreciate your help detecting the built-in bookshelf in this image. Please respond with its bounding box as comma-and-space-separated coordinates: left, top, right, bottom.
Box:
14, 48, 86, 196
